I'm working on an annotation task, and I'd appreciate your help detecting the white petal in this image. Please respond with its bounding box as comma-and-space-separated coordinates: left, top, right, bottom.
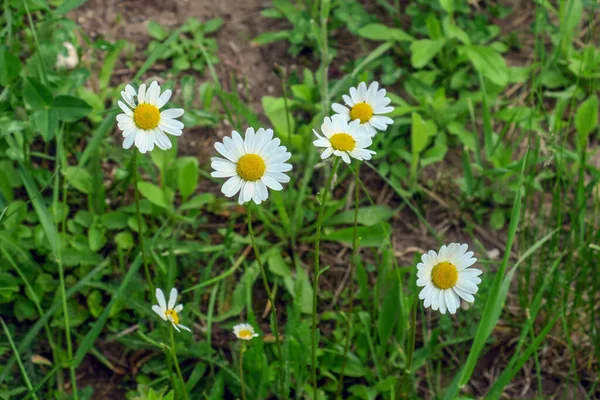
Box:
320, 147, 334, 160
177, 324, 192, 332
231, 131, 246, 157
153, 128, 172, 150
244, 127, 256, 154
171, 321, 180, 332
438, 290, 447, 314
158, 89, 172, 108
266, 171, 290, 183
156, 289, 167, 310
147, 81, 160, 105
123, 131, 136, 149
215, 141, 239, 162
152, 305, 167, 320
138, 83, 147, 103
161, 108, 184, 119
453, 287, 474, 303
222, 175, 242, 197
332, 103, 349, 115
118, 101, 133, 116
174, 304, 184, 313
243, 181, 255, 203
261, 175, 283, 191
168, 288, 178, 309
211, 158, 237, 173
160, 118, 184, 130
159, 122, 183, 136
267, 163, 292, 173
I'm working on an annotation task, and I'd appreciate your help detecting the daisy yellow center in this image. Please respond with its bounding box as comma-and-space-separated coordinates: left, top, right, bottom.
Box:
238, 329, 253, 339
133, 103, 160, 130
236, 154, 266, 181
349, 102, 373, 123
330, 133, 356, 151
431, 262, 458, 290
164, 309, 180, 325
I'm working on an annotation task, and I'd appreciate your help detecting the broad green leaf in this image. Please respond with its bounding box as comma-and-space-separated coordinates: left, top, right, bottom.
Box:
180, 193, 215, 211
23, 78, 53, 109
178, 159, 199, 200
357, 23, 414, 42
411, 112, 429, 155
461, 45, 508, 87
14, 297, 37, 321
63, 166, 93, 194
32, 109, 58, 142
52, 95, 92, 122
101, 212, 128, 230
268, 250, 292, 278
252, 31, 290, 46
114, 231, 134, 249
148, 21, 168, 40
54, 0, 88, 15
0, 46, 21, 85
324, 224, 391, 247
410, 39, 446, 69
88, 225, 106, 252
137, 182, 169, 208
443, 17, 470, 44
262, 96, 295, 138
327, 205, 395, 227
204, 18, 224, 33
575, 95, 598, 148
439, 0, 454, 13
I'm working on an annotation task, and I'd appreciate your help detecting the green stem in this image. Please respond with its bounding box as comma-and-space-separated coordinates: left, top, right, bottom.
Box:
397, 296, 418, 397
132, 150, 155, 297
23, 0, 48, 85
312, 157, 340, 399
336, 161, 360, 398
170, 326, 189, 400
247, 205, 285, 399
240, 343, 247, 400
281, 75, 292, 145
1, 318, 39, 400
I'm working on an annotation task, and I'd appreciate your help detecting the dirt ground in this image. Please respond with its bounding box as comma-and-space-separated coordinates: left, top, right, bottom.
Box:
66, 1, 597, 399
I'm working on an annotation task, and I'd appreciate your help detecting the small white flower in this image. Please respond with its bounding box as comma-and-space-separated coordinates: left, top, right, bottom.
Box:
116, 81, 184, 154
313, 116, 375, 164
233, 323, 259, 340
416, 243, 482, 315
332, 81, 394, 136
210, 127, 292, 205
151, 288, 191, 332
55, 42, 78, 70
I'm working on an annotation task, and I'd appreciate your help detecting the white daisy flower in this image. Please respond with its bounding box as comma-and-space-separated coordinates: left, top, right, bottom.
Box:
416, 243, 482, 315
210, 127, 292, 205
233, 323, 259, 341
313, 116, 375, 164
151, 288, 191, 332
331, 81, 394, 136
116, 81, 184, 154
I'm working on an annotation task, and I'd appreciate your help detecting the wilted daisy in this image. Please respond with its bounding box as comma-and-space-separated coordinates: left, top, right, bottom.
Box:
233, 323, 259, 340
151, 288, 191, 332
416, 243, 482, 315
313, 116, 375, 164
211, 127, 292, 205
332, 81, 394, 136
116, 81, 184, 153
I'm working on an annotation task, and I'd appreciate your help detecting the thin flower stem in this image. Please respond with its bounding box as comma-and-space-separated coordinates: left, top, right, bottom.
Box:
312, 157, 340, 399
336, 161, 360, 398
132, 150, 155, 297
247, 205, 285, 399
170, 326, 189, 400
240, 343, 247, 400
1, 318, 39, 400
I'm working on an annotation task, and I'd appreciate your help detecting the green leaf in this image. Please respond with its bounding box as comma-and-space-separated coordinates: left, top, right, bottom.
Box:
357, 23, 414, 42
14, 297, 37, 321
252, 30, 290, 46
461, 45, 508, 87
99, 41, 126, 92
327, 206, 395, 227
178, 160, 199, 200
262, 96, 295, 138
137, 182, 170, 209
575, 95, 598, 148
411, 112, 429, 155
54, 0, 88, 15
148, 21, 168, 40
52, 95, 92, 122
0, 46, 21, 85
88, 225, 106, 252
86, 290, 103, 318
324, 224, 391, 247
32, 109, 58, 142
23, 78, 53, 109
101, 212, 128, 230
114, 231, 134, 249
410, 39, 446, 69
443, 17, 470, 45
63, 166, 93, 194
268, 250, 292, 278
150, 142, 177, 173
180, 193, 215, 211
204, 18, 224, 33
490, 209, 505, 230
439, 0, 454, 13
377, 275, 399, 346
